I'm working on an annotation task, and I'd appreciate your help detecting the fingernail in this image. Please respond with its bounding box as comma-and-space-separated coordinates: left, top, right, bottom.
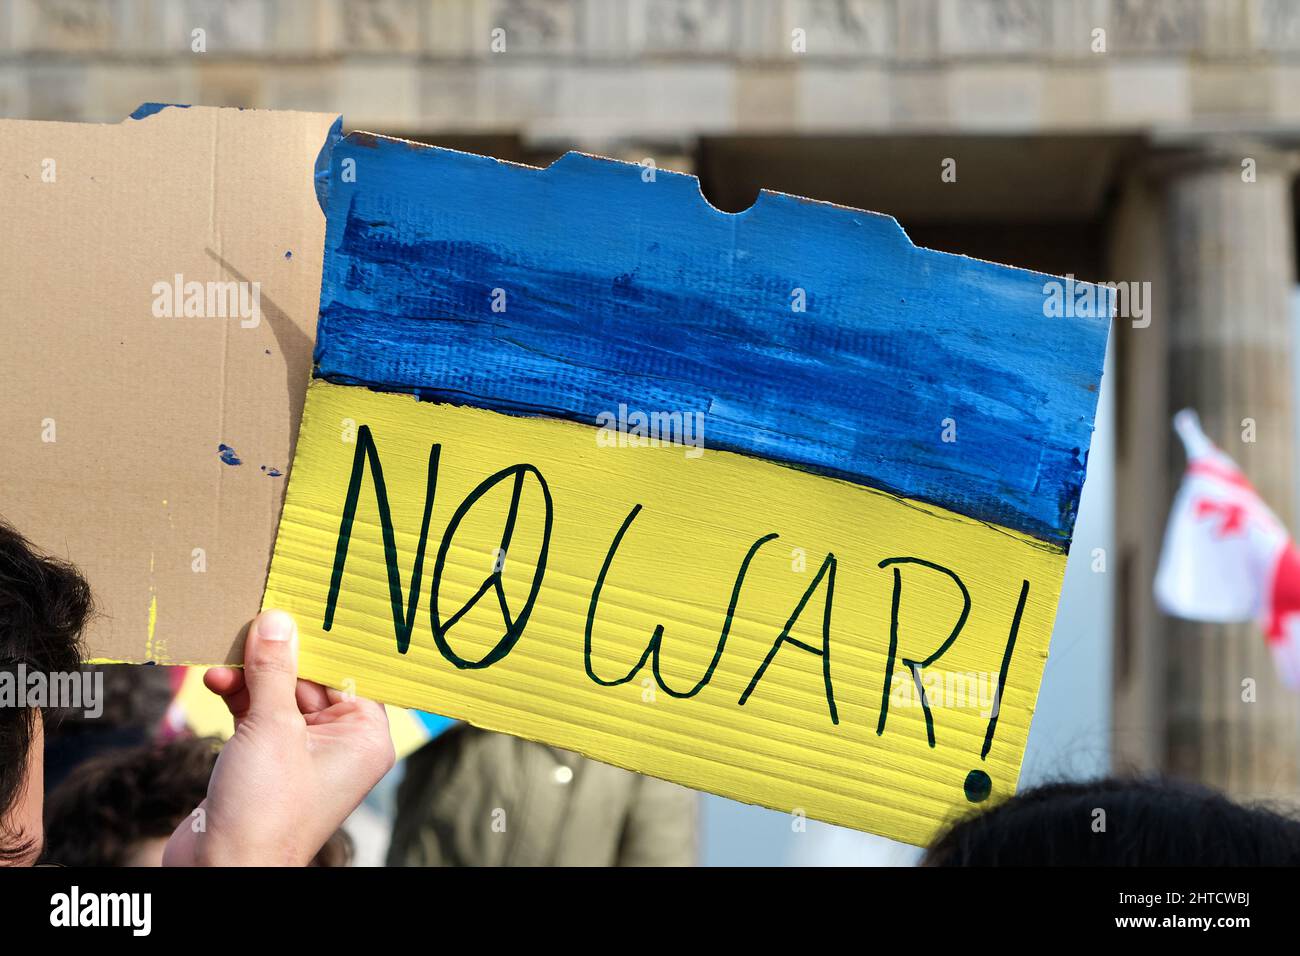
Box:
256, 609, 296, 642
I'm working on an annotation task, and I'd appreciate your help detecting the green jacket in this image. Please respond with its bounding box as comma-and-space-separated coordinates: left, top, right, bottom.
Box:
387, 724, 698, 866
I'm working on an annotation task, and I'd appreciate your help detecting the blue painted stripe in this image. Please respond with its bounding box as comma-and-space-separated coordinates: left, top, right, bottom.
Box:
312, 134, 1110, 546
129, 102, 190, 120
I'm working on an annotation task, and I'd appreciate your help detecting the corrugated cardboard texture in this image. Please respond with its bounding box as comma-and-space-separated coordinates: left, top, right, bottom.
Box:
0, 105, 338, 664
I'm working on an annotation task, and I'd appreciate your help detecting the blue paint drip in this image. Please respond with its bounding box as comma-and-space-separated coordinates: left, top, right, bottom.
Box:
313, 115, 345, 215
129, 102, 191, 120
260, 465, 284, 477
217, 443, 242, 466
312, 135, 1110, 545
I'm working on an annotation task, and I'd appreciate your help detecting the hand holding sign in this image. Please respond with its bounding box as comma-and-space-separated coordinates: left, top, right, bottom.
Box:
163, 610, 394, 866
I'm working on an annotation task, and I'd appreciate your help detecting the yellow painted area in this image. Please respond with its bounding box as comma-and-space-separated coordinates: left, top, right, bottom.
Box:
384, 706, 437, 758
175, 666, 233, 739
146, 594, 158, 660
145, 552, 157, 661
265, 380, 1069, 846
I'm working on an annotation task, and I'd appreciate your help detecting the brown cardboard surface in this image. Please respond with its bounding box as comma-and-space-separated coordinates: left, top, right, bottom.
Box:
0, 105, 338, 664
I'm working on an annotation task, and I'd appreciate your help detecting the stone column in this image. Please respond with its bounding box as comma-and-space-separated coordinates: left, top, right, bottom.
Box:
1161, 140, 1300, 798
1109, 171, 1171, 775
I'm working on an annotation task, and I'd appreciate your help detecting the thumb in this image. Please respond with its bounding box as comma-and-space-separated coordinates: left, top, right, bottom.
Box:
242, 609, 300, 719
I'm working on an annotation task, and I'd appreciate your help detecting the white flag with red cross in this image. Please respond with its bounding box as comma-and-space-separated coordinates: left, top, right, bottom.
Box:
1155, 409, 1300, 689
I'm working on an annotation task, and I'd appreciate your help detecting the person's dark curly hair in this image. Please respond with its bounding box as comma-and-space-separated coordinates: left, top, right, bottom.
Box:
43, 735, 353, 867
43, 736, 219, 866
923, 777, 1300, 866
0, 520, 91, 862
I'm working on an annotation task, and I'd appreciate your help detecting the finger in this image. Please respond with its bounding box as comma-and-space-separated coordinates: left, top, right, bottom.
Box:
304, 695, 389, 729
295, 679, 333, 715
241, 609, 301, 721
204, 666, 242, 696
346, 695, 390, 724
204, 667, 251, 720
321, 685, 388, 718
306, 699, 396, 779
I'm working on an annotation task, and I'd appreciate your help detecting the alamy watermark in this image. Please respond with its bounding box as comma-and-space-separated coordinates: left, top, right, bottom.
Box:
1043, 273, 1150, 328
0, 665, 102, 719
50, 886, 150, 936
596, 404, 705, 458
890, 667, 1001, 718
152, 273, 261, 328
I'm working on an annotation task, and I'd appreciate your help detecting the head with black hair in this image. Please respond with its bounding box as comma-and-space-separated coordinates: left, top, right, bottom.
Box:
42, 735, 353, 867
0, 520, 91, 865
923, 777, 1300, 866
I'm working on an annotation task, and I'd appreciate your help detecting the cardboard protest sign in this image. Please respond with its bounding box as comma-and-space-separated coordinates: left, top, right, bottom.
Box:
0, 105, 342, 665
265, 134, 1110, 844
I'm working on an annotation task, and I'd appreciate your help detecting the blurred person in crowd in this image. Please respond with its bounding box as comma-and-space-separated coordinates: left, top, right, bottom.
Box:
42, 735, 352, 866
42, 663, 176, 793
388, 724, 697, 866
923, 777, 1300, 866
